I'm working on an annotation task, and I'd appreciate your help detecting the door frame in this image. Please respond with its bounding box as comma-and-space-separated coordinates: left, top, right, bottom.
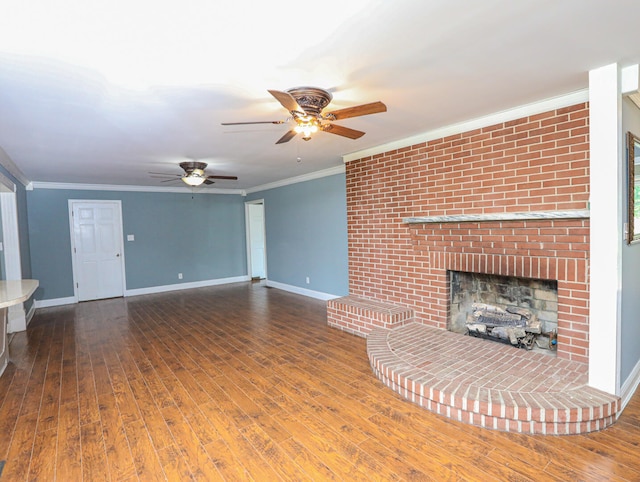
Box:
68, 199, 126, 302
244, 199, 267, 280
0, 171, 28, 333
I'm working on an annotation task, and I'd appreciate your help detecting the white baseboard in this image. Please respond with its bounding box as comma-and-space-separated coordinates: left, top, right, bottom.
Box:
34, 296, 77, 309
124, 275, 251, 297
265, 279, 343, 301
33, 276, 252, 308
621, 358, 640, 412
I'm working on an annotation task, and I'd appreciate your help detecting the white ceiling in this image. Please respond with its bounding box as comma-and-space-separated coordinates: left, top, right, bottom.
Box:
1, 0, 640, 191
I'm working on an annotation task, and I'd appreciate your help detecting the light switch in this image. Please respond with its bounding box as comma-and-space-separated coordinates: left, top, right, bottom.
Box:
127, 234, 135, 241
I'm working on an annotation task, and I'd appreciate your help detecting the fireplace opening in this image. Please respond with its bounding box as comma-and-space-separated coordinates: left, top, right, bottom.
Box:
449, 271, 558, 355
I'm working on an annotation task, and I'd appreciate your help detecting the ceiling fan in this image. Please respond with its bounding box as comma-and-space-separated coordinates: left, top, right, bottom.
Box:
221, 87, 387, 144
150, 161, 238, 187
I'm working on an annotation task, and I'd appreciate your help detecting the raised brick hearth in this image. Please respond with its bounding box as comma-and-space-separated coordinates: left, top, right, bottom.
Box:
326, 102, 620, 433
367, 323, 620, 434
327, 295, 413, 336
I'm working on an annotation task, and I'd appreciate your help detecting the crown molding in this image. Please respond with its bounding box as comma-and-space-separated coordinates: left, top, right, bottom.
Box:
0, 147, 30, 187
28, 181, 245, 195
244, 164, 345, 195
0, 171, 16, 193
343, 89, 590, 163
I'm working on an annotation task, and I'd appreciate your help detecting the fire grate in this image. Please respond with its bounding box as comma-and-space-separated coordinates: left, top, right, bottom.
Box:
465, 303, 556, 350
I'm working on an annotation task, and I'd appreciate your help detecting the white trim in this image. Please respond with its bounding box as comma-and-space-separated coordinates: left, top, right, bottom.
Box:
0, 171, 16, 193
621, 358, 640, 412
67, 202, 80, 304
30, 181, 245, 195
34, 296, 77, 308
26, 166, 347, 196
588, 63, 622, 395
33, 276, 252, 305
0, 180, 28, 332
124, 275, 250, 297
0, 146, 30, 187
244, 165, 345, 194
343, 89, 590, 163
265, 279, 342, 301
1, 192, 22, 281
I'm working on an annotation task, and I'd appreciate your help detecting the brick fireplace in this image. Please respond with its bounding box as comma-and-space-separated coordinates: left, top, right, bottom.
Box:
325, 102, 622, 434
328, 102, 591, 363
405, 216, 589, 362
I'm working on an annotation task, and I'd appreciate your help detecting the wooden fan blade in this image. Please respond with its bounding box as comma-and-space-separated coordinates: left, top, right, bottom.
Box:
276, 129, 298, 144
221, 120, 285, 125
268, 89, 303, 113
322, 123, 365, 139
204, 179, 215, 185
324, 101, 387, 120
206, 175, 238, 180
160, 178, 180, 183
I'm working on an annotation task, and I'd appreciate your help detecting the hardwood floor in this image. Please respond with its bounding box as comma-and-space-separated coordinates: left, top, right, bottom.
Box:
1, 281, 639, 481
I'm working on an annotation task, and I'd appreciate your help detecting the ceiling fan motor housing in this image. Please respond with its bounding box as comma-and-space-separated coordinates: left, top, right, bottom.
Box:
179, 161, 208, 174
286, 87, 333, 116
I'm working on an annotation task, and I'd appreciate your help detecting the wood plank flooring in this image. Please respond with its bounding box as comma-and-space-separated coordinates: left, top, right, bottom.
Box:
1, 281, 639, 481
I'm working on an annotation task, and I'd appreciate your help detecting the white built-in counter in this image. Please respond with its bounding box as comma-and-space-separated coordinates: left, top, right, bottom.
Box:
0, 280, 38, 377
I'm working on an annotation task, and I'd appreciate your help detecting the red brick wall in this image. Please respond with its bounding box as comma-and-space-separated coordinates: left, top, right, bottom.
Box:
345, 103, 590, 362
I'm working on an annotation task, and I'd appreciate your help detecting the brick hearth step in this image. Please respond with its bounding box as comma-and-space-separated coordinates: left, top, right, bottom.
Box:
366, 322, 621, 435
327, 295, 413, 337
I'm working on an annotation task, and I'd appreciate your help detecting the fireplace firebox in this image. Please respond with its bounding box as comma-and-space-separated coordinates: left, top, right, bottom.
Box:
449, 271, 558, 354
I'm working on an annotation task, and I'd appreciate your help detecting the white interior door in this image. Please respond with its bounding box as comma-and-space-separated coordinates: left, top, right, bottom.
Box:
71, 201, 125, 301
246, 202, 266, 279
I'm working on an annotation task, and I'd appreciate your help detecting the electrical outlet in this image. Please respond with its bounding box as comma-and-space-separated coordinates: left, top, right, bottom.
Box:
306, 276, 310, 284
178, 273, 183, 280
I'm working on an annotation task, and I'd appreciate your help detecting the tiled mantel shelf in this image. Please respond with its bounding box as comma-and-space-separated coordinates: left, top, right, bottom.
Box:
404, 209, 590, 225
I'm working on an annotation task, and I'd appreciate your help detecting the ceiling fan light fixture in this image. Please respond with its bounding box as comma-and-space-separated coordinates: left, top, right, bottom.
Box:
151, 162, 237, 186
181, 173, 205, 186
294, 119, 319, 140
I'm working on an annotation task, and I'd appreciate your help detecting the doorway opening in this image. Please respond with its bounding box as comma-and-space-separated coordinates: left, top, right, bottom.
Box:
0, 172, 28, 333
245, 200, 266, 280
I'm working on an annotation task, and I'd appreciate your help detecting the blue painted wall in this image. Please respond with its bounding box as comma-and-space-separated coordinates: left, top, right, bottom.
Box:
621, 98, 640, 388
247, 172, 349, 297
26, 188, 247, 301
16, 182, 32, 280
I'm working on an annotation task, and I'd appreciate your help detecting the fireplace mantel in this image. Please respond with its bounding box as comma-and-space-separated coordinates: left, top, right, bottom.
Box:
403, 209, 590, 225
